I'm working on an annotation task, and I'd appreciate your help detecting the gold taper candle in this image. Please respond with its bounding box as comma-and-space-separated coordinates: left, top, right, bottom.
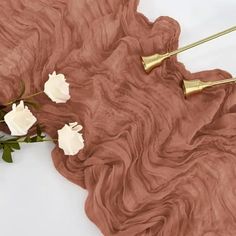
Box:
183, 77, 236, 96
141, 26, 236, 73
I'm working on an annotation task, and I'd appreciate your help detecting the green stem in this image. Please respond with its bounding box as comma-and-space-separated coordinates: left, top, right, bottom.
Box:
0, 138, 58, 144
4, 91, 44, 106
21, 91, 44, 100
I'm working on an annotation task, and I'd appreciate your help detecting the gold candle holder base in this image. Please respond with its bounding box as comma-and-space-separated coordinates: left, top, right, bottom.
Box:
141, 53, 169, 73
183, 78, 236, 97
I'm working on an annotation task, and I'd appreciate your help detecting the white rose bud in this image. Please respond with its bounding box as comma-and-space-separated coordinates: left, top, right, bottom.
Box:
44, 71, 70, 103
4, 101, 37, 136
58, 122, 84, 155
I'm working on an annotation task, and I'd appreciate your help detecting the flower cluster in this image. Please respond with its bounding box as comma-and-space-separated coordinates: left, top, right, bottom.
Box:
0, 71, 84, 163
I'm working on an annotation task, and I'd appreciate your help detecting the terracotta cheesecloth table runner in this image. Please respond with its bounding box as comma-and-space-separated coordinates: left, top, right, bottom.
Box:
1, 0, 236, 235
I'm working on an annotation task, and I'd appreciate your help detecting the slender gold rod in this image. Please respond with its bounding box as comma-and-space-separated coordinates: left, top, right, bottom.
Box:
142, 26, 236, 73
183, 77, 236, 96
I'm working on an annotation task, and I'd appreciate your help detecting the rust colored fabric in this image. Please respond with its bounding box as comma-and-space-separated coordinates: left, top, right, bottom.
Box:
1, 0, 236, 235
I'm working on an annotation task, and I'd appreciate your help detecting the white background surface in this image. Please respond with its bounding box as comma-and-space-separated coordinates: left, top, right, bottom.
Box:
1, 1, 236, 236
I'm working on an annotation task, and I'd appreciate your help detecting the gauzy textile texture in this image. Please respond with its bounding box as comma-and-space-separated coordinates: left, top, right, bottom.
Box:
1, 0, 236, 235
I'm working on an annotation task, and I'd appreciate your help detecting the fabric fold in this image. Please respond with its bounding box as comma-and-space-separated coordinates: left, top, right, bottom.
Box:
0, 0, 236, 235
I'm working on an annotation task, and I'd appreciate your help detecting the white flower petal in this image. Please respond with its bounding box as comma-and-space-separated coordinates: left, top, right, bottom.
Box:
44, 71, 70, 103
4, 101, 37, 136
57, 122, 84, 155
69, 122, 83, 132
69, 122, 78, 127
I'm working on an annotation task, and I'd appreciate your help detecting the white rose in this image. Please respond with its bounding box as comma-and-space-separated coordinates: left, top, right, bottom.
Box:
57, 122, 84, 155
4, 101, 37, 136
44, 71, 70, 103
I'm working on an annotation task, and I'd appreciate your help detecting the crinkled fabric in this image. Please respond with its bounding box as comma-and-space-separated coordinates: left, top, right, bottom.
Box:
0, 0, 236, 235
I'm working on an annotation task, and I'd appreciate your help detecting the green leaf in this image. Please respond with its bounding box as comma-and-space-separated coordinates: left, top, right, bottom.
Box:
36, 136, 43, 142
24, 136, 31, 143
9, 142, 20, 150
2, 144, 13, 163
30, 136, 37, 142
0, 110, 6, 120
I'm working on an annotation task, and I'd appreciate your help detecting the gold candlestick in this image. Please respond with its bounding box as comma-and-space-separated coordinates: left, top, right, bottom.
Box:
183, 77, 236, 96
141, 26, 236, 73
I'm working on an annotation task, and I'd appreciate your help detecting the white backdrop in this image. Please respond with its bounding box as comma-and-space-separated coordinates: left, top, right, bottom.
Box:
1, 1, 236, 236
